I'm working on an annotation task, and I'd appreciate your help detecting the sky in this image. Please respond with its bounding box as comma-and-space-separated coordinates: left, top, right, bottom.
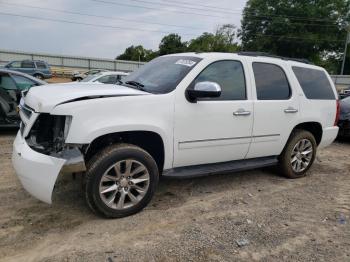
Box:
0, 0, 247, 59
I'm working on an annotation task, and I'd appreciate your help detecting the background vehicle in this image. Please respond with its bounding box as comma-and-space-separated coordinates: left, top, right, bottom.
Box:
0, 69, 45, 127
3, 60, 52, 79
338, 96, 350, 138
339, 89, 350, 99
71, 69, 108, 81
13, 53, 339, 218
81, 71, 129, 84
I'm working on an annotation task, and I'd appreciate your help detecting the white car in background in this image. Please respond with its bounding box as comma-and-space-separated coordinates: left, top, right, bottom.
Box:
81, 71, 129, 84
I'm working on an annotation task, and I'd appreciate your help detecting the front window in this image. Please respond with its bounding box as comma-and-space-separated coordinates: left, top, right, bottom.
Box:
8, 61, 21, 68
122, 56, 202, 94
81, 73, 103, 82
95, 75, 119, 84
192, 60, 246, 101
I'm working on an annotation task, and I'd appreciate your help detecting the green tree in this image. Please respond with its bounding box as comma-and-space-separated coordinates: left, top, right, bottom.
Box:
116, 45, 156, 62
188, 24, 240, 53
240, 0, 350, 73
158, 34, 187, 55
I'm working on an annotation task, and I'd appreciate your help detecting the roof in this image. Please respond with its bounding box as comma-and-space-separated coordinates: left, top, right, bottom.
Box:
168, 52, 324, 70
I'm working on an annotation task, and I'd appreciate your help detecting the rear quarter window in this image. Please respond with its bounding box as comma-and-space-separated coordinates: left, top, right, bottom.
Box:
36, 62, 48, 69
292, 67, 335, 100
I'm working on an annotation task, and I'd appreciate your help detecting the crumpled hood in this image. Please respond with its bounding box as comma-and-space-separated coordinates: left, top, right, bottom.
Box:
24, 83, 148, 112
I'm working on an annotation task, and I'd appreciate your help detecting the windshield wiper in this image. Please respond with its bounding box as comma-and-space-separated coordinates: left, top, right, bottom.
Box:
125, 81, 146, 91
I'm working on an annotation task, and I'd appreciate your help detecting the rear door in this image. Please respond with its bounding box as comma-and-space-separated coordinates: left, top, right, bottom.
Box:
246, 60, 300, 158
20, 61, 36, 76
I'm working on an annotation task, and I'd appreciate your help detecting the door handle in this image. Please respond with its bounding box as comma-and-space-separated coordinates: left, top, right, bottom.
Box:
233, 109, 251, 116
284, 107, 298, 114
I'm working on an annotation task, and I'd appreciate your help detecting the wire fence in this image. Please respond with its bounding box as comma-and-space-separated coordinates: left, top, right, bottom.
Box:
331, 75, 350, 91
0, 49, 145, 76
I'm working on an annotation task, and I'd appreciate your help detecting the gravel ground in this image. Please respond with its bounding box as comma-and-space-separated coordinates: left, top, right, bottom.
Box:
0, 132, 349, 262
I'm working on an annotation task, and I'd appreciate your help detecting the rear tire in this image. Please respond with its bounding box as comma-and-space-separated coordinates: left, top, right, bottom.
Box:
279, 130, 317, 179
85, 143, 159, 218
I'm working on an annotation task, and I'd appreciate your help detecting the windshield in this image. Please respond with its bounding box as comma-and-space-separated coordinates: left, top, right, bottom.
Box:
81, 73, 103, 82
122, 56, 202, 94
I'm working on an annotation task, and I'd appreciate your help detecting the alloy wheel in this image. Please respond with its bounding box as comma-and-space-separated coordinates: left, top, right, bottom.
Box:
99, 159, 150, 210
290, 139, 313, 173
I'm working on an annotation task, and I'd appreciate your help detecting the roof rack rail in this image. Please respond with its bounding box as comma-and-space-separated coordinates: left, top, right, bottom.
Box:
237, 52, 312, 64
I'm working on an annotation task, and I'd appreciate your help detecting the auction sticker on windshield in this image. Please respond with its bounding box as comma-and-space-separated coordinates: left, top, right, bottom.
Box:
175, 59, 197, 67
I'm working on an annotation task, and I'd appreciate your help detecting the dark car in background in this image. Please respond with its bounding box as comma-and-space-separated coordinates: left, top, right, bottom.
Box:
338, 96, 350, 139
339, 89, 350, 100
0, 69, 46, 127
3, 60, 52, 80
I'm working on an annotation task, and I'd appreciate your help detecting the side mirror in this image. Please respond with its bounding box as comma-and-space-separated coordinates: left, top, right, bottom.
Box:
187, 81, 221, 102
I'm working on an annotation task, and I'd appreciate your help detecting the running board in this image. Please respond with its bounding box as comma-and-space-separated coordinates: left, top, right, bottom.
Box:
162, 157, 278, 179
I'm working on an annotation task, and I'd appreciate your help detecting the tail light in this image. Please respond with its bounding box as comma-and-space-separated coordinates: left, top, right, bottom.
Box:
334, 100, 340, 126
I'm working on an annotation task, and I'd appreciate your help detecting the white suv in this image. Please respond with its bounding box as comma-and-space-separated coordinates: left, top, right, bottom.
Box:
12, 52, 339, 218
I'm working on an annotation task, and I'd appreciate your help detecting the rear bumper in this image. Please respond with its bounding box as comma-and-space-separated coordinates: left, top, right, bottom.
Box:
42, 73, 52, 79
12, 132, 66, 204
319, 126, 339, 149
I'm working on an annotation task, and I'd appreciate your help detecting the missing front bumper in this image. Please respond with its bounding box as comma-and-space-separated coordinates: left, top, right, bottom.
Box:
12, 132, 86, 204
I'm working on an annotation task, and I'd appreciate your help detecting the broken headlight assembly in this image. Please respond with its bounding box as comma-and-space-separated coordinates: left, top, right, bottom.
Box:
26, 114, 73, 154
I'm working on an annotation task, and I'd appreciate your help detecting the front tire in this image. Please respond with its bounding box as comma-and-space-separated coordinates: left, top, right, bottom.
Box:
85, 144, 159, 218
279, 130, 317, 179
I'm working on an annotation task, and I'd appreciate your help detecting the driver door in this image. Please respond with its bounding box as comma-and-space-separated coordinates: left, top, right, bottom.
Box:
173, 59, 254, 168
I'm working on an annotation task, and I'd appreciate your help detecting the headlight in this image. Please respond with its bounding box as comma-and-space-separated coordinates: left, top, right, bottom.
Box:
27, 114, 73, 154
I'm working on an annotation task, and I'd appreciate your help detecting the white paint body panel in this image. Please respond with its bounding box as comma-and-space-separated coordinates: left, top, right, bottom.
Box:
12, 132, 66, 204
25, 83, 146, 112
12, 52, 339, 205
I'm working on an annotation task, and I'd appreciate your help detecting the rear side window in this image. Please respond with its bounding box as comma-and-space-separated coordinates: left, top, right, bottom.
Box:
253, 63, 291, 100
36, 62, 47, 69
292, 67, 335, 100
21, 61, 35, 68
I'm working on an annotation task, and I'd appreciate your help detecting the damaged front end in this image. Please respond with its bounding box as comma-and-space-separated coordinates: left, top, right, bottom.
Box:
25, 113, 86, 174
26, 113, 86, 173
12, 104, 86, 204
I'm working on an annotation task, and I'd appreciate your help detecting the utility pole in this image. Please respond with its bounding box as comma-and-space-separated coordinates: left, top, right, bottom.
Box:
341, 25, 350, 75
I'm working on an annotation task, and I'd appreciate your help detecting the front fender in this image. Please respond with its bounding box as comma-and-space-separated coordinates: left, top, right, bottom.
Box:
51, 95, 175, 169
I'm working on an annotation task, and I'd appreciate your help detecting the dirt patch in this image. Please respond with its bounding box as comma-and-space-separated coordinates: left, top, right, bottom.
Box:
46, 77, 72, 84
0, 132, 349, 261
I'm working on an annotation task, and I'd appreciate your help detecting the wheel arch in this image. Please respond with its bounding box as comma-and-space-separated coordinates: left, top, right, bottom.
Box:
291, 122, 323, 145
33, 72, 44, 78
85, 131, 165, 172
